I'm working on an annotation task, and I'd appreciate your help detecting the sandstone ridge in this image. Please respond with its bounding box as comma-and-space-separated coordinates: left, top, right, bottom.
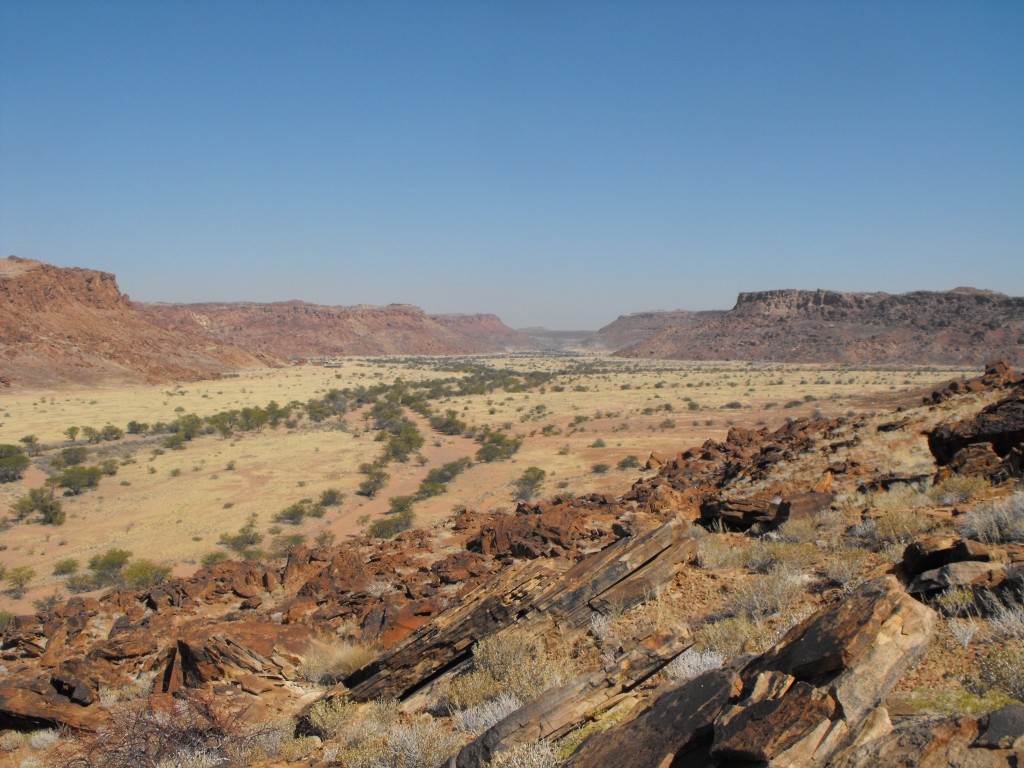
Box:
618, 288, 1024, 365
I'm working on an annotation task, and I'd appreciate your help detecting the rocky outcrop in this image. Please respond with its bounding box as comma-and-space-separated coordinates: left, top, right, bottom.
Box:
594, 309, 727, 350
617, 288, 1024, 366
0, 256, 271, 387
927, 387, 1024, 484
561, 576, 936, 768
139, 301, 531, 358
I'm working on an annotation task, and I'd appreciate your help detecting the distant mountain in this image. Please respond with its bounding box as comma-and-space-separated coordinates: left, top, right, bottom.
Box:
514, 327, 598, 352
594, 309, 727, 350
138, 301, 530, 358
0, 257, 271, 387
617, 288, 1024, 365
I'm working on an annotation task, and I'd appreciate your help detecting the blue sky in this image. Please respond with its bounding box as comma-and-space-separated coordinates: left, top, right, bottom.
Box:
1, 1, 1021, 329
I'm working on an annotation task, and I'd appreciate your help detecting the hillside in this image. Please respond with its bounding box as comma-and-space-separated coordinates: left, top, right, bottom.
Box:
618, 288, 1024, 365
138, 302, 531, 358
595, 308, 727, 350
0, 257, 271, 388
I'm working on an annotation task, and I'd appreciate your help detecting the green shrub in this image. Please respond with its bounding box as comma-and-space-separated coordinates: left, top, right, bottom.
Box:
0, 445, 30, 483
513, 467, 546, 501
201, 551, 229, 567
126, 421, 149, 434
430, 410, 468, 435
100, 424, 124, 441
56, 465, 103, 495
98, 459, 119, 476
617, 455, 640, 470
357, 466, 390, 497
270, 533, 307, 558
320, 488, 344, 507
60, 446, 89, 465
88, 548, 132, 586
122, 560, 172, 589
53, 558, 79, 576
368, 509, 414, 539
592, 463, 610, 474
5, 567, 34, 596
388, 495, 415, 514
590, 438, 606, 448
476, 432, 523, 463
220, 514, 264, 551
930, 475, 989, 506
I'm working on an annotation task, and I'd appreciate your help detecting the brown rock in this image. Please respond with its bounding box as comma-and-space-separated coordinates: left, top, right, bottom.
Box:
908, 560, 1006, 593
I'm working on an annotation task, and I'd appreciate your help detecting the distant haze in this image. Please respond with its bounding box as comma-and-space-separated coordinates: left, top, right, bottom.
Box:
1, 2, 1021, 328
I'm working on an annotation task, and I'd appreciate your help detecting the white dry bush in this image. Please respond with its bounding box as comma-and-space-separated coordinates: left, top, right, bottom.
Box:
487, 741, 557, 768
99, 679, 154, 709
985, 594, 1024, 641
697, 534, 743, 570
930, 475, 989, 506
664, 649, 725, 681
947, 619, 978, 649
851, 511, 934, 553
26, 730, 59, 750
867, 483, 932, 511
366, 580, 393, 598
451, 692, 522, 735
588, 612, 613, 642
959, 493, 1024, 544
299, 636, 382, 686
308, 699, 399, 746
379, 717, 464, 768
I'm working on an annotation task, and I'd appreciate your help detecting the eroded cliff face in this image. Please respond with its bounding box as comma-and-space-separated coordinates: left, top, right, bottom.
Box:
594, 309, 727, 350
138, 302, 531, 358
618, 288, 1024, 365
0, 257, 271, 387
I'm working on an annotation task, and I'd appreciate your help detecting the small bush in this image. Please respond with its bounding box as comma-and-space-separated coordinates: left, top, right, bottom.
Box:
959, 492, 1024, 544
220, 513, 264, 551
591, 463, 610, 474
451, 692, 522, 736
320, 488, 345, 507
513, 466, 546, 501
488, 741, 557, 768
821, 548, 872, 591
590, 438, 606, 448
201, 551, 230, 567
357, 466, 390, 498
617, 455, 640, 470
368, 509, 414, 539
56, 465, 103, 495
53, 558, 79, 576
931, 475, 989, 506
60, 446, 89, 465
730, 566, 805, 622
89, 548, 132, 587
5, 566, 35, 596
122, 560, 172, 590
664, 649, 725, 681
975, 644, 1024, 701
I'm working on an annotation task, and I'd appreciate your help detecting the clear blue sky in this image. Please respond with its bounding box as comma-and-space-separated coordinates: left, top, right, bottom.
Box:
1, 1, 1021, 329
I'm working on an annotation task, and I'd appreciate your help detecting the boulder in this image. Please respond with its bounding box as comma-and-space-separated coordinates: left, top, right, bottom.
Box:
975, 705, 1024, 749
903, 535, 993, 576
927, 392, 1024, 468
908, 561, 1006, 594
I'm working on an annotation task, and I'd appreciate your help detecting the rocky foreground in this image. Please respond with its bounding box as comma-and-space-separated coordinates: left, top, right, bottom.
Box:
1, 361, 1023, 767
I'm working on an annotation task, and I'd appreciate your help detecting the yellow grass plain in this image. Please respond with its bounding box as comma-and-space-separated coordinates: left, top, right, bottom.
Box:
0, 354, 970, 613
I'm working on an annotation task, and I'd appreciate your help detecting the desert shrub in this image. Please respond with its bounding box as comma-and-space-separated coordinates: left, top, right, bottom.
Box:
444, 630, 567, 713
591, 463, 610, 474
309, 698, 397, 744
368, 509, 414, 539
52, 691, 291, 767
60, 446, 89, 465
89, 548, 132, 587
299, 637, 382, 686
220, 513, 264, 552
0, 731, 24, 751
697, 534, 744, 570
388, 495, 415, 514
867, 483, 932, 511
270, 533, 307, 558
12, 487, 65, 525
722, 402, 742, 410
201, 551, 230, 567
852, 511, 934, 553
430, 410, 468, 435
125, 420, 148, 434
450, 692, 522, 735
53, 558, 79, 576
320, 488, 345, 507
315, 530, 336, 548
730, 566, 805, 622
664, 649, 725, 681
984, 593, 1024, 640
783, 400, 803, 409
934, 587, 977, 618
821, 548, 872, 591
778, 517, 818, 544
5, 566, 35, 597
931, 475, 989, 506
476, 431, 523, 463
122, 560, 172, 590
0, 444, 30, 483
357, 465, 390, 498
959, 492, 1024, 544
513, 467, 546, 501
66, 575, 99, 593
274, 501, 314, 525
98, 458, 119, 476
694, 615, 778, 657
590, 438, 606, 448
27, 729, 60, 750
974, 644, 1024, 702
100, 424, 124, 441
617, 455, 640, 470
57, 465, 103, 495
488, 741, 557, 768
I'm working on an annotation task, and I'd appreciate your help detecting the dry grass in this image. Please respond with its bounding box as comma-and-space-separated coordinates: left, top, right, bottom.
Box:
488, 741, 557, 768
299, 635, 382, 686
930, 475, 990, 506
444, 630, 570, 712
960, 492, 1024, 544
664, 649, 725, 681
820, 548, 872, 592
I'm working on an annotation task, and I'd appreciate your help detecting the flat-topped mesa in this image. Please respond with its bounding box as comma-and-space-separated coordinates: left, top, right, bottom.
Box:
617, 287, 1024, 365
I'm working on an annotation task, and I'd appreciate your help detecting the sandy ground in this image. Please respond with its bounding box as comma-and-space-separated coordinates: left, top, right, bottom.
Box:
0, 354, 970, 613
